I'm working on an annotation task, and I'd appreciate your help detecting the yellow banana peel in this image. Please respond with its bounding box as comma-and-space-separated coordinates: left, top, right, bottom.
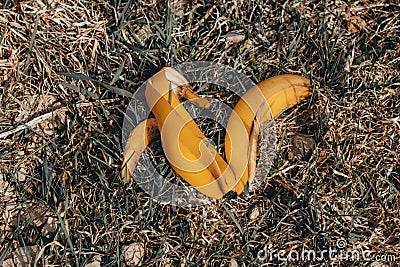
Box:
225, 74, 312, 194
121, 68, 211, 184
121, 67, 311, 199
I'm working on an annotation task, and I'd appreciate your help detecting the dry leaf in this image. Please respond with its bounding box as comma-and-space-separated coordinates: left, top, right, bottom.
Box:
122, 242, 145, 266
0, 172, 6, 193
344, 15, 367, 33
287, 134, 316, 161
12, 246, 39, 267
41, 216, 58, 237
0, 172, 17, 232
248, 205, 260, 221
370, 262, 389, 267
84, 261, 101, 267
2, 258, 15, 267
24, 202, 50, 227
84, 255, 102, 267
15, 163, 28, 182
170, 0, 187, 17
226, 31, 246, 43
230, 258, 239, 267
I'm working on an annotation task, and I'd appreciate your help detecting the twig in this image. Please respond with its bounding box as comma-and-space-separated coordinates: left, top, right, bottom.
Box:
0, 99, 117, 140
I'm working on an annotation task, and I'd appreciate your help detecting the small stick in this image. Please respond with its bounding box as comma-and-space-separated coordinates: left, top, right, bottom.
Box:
0, 99, 117, 140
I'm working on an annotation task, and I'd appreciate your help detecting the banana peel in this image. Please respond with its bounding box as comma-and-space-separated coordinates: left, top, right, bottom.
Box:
122, 67, 311, 199
121, 69, 211, 183
145, 68, 238, 198
225, 74, 311, 194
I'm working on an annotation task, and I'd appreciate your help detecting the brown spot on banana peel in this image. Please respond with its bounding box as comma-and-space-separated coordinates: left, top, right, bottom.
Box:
248, 116, 261, 185
164, 67, 211, 109
184, 89, 211, 109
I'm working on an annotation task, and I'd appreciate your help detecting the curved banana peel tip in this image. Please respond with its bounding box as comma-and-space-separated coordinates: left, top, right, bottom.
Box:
121, 117, 159, 183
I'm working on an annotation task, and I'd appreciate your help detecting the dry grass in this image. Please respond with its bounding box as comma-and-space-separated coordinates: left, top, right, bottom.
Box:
0, 0, 399, 266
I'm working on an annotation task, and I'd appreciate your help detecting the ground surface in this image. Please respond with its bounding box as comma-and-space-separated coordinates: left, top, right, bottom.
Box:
0, 0, 399, 266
